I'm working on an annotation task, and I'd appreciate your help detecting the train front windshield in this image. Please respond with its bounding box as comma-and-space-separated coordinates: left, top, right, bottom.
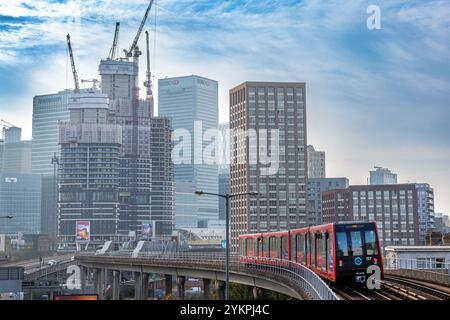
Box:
335, 225, 380, 259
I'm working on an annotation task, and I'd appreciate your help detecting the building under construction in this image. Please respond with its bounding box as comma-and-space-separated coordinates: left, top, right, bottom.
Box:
57, 0, 174, 247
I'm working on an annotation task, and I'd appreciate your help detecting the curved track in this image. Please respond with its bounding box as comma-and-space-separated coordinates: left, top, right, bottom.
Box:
383, 275, 450, 300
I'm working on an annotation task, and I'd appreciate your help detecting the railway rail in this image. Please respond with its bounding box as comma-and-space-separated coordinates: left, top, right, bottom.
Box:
333, 275, 450, 300
383, 275, 450, 300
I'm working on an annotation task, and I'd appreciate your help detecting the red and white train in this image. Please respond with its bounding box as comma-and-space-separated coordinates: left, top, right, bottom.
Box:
239, 222, 384, 284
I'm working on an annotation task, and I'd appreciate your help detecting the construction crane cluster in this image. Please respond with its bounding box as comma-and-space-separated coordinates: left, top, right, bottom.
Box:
66, 0, 155, 96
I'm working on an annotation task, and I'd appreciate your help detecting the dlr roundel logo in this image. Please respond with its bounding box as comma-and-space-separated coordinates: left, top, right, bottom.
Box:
354, 257, 363, 266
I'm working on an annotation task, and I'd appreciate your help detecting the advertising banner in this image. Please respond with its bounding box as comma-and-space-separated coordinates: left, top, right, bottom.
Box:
142, 221, 154, 240
75, 221, 90, 241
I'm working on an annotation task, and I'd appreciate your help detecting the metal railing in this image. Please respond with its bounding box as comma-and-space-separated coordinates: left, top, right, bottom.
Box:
77, 251, 339, 300
24, 261, 75, 281
384, 257, 450, 285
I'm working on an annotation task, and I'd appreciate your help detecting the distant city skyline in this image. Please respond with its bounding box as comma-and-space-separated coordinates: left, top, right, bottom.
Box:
1, 0, 449, 214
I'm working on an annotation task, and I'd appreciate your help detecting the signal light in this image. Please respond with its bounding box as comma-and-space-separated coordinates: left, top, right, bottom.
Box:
339, 260, 343, 267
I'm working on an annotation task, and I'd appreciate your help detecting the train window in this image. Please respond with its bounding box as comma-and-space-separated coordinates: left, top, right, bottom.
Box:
240, 239, 246, 256
350, 231, 364, 256
336, 232, 349, 258
364, 230, 379, 256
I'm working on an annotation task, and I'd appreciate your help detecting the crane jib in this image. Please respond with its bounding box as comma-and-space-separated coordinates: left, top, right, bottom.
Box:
127, 0, 154, 56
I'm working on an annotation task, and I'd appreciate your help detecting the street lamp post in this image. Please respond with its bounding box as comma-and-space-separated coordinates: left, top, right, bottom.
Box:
195, 190, 258, 300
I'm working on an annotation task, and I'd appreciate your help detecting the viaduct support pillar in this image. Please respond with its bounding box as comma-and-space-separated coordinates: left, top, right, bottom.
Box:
80, 266, 87, 293
203, 278, 212, 300
93, 268, 104, 300
165, 274, 173, 296
142, 273, 149, 300
112, 270, 121, 300
134, 272, 142, 300
177, 276, 186, 300
216, 280, 226, 300
253, 287, 265, 300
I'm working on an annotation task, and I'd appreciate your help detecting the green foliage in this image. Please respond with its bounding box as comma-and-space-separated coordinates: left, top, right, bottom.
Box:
265, 290, 290, 300
230, 283, 251, 300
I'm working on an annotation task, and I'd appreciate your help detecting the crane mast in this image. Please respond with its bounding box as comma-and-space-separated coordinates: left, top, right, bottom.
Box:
66, 34, 80, 94
124, 0, 154, 58
108, 22, 120, 60
144, 30, 152, 99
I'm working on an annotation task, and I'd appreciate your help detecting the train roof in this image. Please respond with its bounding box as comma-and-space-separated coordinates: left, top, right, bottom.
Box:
238, 233, 262, 239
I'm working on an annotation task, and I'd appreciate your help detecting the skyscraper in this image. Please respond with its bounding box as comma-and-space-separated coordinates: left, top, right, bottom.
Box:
229, 81, 307, 251
99, 59, 174, 239
32, 90, 72, 242
158, 75, 219, 229
32, 90, 71, 175
0, 139, 4, 172
1, 126, 31, 174
0, 173, 41, 235
58, 90, 122, 245
307, 145, 326, 178
369, 166, 398, 185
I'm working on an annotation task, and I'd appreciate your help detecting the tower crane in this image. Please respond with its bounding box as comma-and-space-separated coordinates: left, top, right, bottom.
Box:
66, 34, 80, 94
1, 119, 18, 128
108, 22, 120, 60
123, 0, 154, 58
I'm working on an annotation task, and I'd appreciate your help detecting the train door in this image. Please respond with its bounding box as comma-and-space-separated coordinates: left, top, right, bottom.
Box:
239, 238, 243, 256
280, 236, 285, 260
321, 233, 327, 271
304, 233, 308, 265
326, 232, 333, 273
308, 233, 313, 266
312, 233, 317, 268
263, 237, 269, 258
291, 234, 296, 262
257, 237, 263, 258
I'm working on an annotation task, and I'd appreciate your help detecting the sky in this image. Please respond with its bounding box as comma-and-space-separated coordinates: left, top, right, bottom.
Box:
0, 0, 449, 214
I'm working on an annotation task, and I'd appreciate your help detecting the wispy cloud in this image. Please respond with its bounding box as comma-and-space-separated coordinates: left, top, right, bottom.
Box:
0, 0, 449, 212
